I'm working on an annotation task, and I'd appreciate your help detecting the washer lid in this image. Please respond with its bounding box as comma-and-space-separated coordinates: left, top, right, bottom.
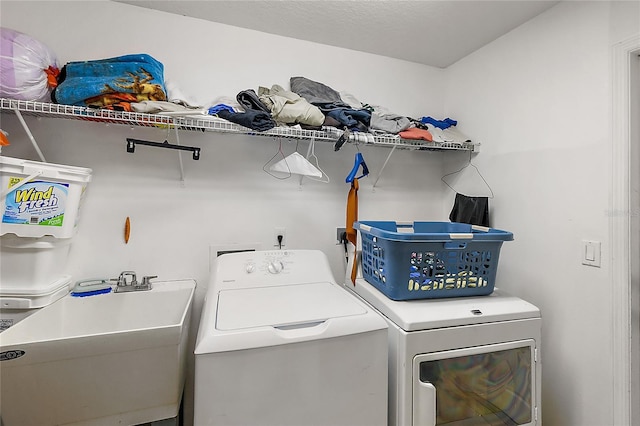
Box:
216, 281, 366, 331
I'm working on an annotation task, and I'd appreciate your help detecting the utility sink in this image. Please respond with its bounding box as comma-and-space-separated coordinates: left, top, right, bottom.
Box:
0, 279, 196, 426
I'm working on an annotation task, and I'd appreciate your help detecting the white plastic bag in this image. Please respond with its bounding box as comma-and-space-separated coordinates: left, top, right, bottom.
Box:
0, 28, 59, 101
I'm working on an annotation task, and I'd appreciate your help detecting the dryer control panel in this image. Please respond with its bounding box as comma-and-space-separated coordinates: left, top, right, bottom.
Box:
210, 250, 336, 291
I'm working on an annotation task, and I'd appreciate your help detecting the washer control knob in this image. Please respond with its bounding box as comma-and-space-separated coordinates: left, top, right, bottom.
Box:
267, 261, 284, 274
245, 263, 256, 274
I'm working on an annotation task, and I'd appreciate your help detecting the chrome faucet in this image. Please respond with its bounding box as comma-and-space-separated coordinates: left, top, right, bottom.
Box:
111, 271, 156, 293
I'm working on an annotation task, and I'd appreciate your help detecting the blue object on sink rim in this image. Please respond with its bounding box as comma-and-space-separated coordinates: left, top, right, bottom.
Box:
70, 279, 113, 297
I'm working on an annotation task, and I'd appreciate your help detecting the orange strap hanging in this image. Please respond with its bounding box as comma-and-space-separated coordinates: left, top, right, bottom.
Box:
346, 178, 359, 284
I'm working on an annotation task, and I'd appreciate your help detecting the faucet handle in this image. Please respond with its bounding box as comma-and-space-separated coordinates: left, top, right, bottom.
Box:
140, 275, 157, 288
111, 271, 137, 287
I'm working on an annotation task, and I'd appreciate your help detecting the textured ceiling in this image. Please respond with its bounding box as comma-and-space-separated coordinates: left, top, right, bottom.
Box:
114, 0, 560, 68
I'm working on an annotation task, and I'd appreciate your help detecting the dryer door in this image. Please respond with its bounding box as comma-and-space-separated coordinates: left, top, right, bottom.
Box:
412, 339, 537, 426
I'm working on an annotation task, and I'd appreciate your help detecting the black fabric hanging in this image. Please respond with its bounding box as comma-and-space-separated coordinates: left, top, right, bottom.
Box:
449, 193, 490, 227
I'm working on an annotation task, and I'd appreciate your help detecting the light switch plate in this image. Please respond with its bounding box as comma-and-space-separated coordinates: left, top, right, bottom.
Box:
581, 240, 601, 267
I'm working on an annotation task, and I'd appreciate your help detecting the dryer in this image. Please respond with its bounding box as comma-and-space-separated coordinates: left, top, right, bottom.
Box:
194, 249, 388, 426
344, 276, 542, 426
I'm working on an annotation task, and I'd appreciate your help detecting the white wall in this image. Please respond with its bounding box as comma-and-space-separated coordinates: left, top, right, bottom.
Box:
446, 2, 639, 425
0, 1, 450, 424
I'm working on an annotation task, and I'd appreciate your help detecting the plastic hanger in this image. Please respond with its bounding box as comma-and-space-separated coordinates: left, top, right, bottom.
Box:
334, 128, 351, 151
346, 151, 369, 183
441, 151, 494, 198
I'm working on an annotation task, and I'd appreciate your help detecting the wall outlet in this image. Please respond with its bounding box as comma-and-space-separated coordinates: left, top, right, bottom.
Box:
336, 227, 346, 244
274, 227, 286, 248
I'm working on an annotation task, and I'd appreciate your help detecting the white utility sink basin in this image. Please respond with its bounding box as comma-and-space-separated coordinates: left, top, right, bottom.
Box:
0, 279, 196, 426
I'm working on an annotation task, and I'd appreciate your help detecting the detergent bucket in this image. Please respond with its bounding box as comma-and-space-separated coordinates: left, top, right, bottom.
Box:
0, 156, 92, 239
0, 275, 71, 332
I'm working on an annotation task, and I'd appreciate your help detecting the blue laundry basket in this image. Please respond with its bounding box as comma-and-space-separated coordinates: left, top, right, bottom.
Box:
355, 221, 514, 301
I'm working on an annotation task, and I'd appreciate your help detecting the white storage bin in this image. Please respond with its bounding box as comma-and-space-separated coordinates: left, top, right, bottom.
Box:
0, 234, 72, 288
1, 156, 92, 238
0, 275, 71, 332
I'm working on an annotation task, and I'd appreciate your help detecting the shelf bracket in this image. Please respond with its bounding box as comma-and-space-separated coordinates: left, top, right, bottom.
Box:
372, 145, 397, 189
13, 106, 46, 162
172, 120, 186, 184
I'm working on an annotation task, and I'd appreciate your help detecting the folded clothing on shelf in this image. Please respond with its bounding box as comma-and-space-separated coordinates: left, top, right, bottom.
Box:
399, 126, 433, 141
216, 109, 276, 132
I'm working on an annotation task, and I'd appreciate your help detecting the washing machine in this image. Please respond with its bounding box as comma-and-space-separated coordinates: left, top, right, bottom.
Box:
194, 249, 388, 426
344, 275, 542, 426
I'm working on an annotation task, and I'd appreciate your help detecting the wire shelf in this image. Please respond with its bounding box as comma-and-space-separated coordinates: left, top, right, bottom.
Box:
0, 98, 474, 151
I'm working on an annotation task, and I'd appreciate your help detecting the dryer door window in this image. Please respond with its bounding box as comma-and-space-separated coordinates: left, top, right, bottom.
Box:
412, 339, 536, 426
